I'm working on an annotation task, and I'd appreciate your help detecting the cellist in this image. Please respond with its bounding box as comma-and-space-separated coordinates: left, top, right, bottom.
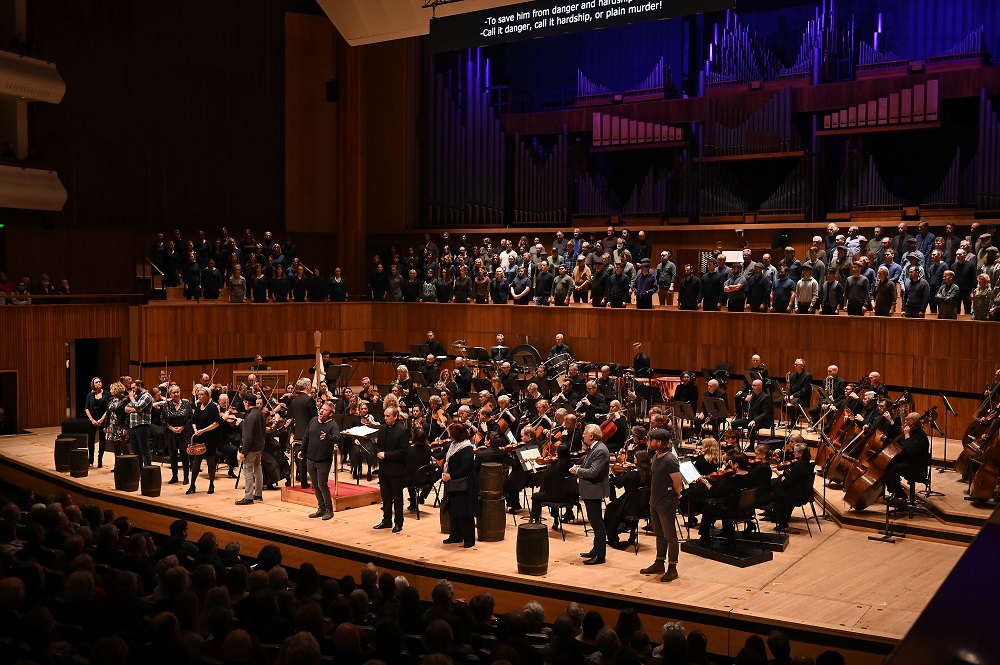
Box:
884, 412, 930, 505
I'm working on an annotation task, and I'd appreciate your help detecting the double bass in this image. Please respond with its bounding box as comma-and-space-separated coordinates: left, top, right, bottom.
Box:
843, 407, 937, 511
818, 376, 870, 478
956, 370, 1000, 479
967, 416, 1000, 502
827, 392, 909, 485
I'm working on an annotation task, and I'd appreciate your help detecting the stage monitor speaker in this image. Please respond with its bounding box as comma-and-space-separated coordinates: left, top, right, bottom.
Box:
325, 80, 339, 102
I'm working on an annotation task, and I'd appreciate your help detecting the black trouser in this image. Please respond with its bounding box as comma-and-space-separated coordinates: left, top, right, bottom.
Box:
609, 296, 626, 308
380, 474, 406, 527
797, 301, 812, 314
820, 303, 839, 315
960, 290, 973, 315
308, 460, 333, 512
190, 454, 216, 488
529, 491, 567, 521
885, 461, 927, 499
553, 293, 569, 306
846, 302, 865, 316
703, 301, 719, 312
87, 423, 107, 465
732, 419, 765, 448
584, 498, 606, 558
591, 293, 606, 307
636, 294, 653, 309
165, 429, 190, 480
573, 288, 588, 303
292, 440, 309, 487
449, 511, 476, 546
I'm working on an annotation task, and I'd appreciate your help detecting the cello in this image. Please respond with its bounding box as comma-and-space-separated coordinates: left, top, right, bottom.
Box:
967, 416, 1000, 501
843, 407, 936, 511
828, 392, 908, 485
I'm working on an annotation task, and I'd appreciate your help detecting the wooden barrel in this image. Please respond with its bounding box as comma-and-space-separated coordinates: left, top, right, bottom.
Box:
478, 497, 506, 542
69, 449, 90, 477
114, 455, 141, 492
516, 522, 549, 575
479, 462, 505, 500
54, 437, 78, 472
61, 418, 91, 434
140, 466, 162, 497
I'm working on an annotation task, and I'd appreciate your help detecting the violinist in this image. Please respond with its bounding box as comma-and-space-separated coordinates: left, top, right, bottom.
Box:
338, 391, 360, 416
436, 369, 458, 398
440, 390, 458, 419
694, 451, 755, 546
885, 412, 931, 506
232, 383, 251, 412
607, 426, 652, 550
455, 404, 473, 427
405, 428, 433, 512
602, 400, 628, 453
288, 377, 318, 490
408, 404, 428, 434
490, 377, 508, 402
359, 377, 381, 405
680, 437, 723, 526
750, 444, 775, 507
216, 393, 243, 480
577, 381, 608, 424
527, 420, 572, 527
521, 383, 542, 417
531, 399, 554, 436
472, 407, 499, 447
357, 401, 378, 427
426, 395, 449, 442
768, 441, 814, 531
721, 427, 743, 453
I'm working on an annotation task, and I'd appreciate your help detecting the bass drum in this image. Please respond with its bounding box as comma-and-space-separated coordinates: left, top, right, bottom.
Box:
512, 344, 542, 372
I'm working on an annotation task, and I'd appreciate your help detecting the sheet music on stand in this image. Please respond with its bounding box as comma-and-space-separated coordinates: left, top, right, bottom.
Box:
814, 386, 834, 403
343, 425, 380, 438
515, 445, 545, 472
678, 460, 702, 485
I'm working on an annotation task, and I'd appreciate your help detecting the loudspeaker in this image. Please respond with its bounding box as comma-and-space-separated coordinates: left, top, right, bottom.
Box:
325, 80, 339, 102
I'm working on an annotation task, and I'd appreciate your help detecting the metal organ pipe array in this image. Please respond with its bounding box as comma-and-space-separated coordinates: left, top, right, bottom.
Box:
976, 89, 1000, 210
427, 49, 505, 226
705, 87, 796, 156
512, 128, 568, 224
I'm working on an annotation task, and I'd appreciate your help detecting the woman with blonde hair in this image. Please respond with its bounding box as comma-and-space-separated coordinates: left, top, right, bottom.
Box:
106, 381, 131, 459
162, 384, 194, 485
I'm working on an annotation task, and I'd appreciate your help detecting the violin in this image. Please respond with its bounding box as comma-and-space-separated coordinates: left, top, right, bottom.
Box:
434, 408, 449, 427
611, 461, 635, 475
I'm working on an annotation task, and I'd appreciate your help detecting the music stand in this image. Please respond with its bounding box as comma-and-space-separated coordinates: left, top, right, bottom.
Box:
364, 341, 384, 379
472, 378, 491, 393
938, 392, 957, 474
703, 397, 729, 437
669, 401, 697, 442
327, 364, 352, 397
411, 343, 430, 357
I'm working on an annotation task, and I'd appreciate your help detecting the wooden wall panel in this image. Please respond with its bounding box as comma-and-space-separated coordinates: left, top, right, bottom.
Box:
0, 305, 130, 428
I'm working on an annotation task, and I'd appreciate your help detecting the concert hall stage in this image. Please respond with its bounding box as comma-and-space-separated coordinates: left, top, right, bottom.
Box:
0, 428, 971, 664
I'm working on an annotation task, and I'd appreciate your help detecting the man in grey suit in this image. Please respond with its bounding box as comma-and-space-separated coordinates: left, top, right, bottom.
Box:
571, 423, 610, 565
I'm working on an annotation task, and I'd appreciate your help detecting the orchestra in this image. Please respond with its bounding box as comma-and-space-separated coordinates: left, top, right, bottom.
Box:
109, 336, 1000, 568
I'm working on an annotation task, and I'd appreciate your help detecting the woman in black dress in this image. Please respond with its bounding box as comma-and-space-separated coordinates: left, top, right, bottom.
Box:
329, 267, 348, 302
441, 422, 479, 548
84, 377, 110, 468
162, 384, 194, 485
188, 387, 222, 495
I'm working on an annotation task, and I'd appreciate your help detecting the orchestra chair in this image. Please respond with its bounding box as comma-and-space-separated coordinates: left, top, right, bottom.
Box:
792, 464, 822, 537
891, 465, 934, 520
620, 486, 651, 555
712, 488, 765, 552
537, 476, 587, 541
411, 463, 443, 520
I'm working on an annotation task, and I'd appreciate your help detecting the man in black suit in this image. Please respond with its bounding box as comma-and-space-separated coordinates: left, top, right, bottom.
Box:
732, 380, 774, 448
809, 364, 847, 426
785, 358, 813, 421
374, 406, 410, 533
288, 378, 318, 489
453, 357, 474, 400
420, 354, 440, 386
695, 379, 727, 439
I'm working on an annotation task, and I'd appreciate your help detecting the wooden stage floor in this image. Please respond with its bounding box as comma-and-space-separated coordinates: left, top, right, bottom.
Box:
0, 428, 973, 664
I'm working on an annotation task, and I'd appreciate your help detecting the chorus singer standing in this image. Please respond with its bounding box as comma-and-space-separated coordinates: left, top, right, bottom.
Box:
235, 396, 266, 506
442, 423, 479, 548
571, 424, 610, 565
374, 406, 410, 533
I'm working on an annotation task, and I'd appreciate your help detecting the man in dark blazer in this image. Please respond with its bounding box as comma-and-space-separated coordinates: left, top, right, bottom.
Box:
732, 380, 774, 448
785, 358, 813, 421
571, 424, 610, 565
374, 406, 410, 533
235, 396, 266, 506
288, 378, 318, 489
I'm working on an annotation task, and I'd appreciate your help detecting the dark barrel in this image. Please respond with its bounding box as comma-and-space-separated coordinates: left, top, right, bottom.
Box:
479, 462, 505, 500
140, 466, 162, 497
69, 449, 90, 478
516, 522, 549, 575
54, 437, 78, 472
114, 455, 141, 492
61, 418, 91, 434
478, 498, 506, 542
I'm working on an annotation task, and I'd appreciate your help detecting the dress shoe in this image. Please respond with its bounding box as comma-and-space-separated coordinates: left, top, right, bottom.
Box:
207, 482, 215, 495
443, 537, 463, 544
583, 556, 605, 565
608, 541, 628, 551
254, 495, 263, 501
186, 487, 196, 495
391, 525, 402, 533
463, 542, 475, 548
309, 509, 325, 518
168, 476, 179, 485
322, 511, 334, 520
580, 551, 595, 558
228, 470, 237, 478
373, 522, 392, 530
640, 561, 665, 575
235, 498, 254, 505
407, 504, 418, 512
301, 484, 311, 490
660, 565, 679, 582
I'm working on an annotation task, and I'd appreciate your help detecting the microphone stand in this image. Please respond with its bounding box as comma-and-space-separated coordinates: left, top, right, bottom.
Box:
938, 392, 957, 474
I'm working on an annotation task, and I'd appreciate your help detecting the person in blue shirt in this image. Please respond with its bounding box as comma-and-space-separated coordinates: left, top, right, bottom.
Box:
771, 266, 796, 313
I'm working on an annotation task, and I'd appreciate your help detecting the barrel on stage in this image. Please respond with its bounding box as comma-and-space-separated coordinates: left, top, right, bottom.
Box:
140, 466, 162, 497
114, 455, 141, 492
61, 418, 91, 434
479, 462, 505, 500
54, 437, 78, 471
69, 449, 90, 477
516, 522, 549, 575
478, 497, 506, 542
